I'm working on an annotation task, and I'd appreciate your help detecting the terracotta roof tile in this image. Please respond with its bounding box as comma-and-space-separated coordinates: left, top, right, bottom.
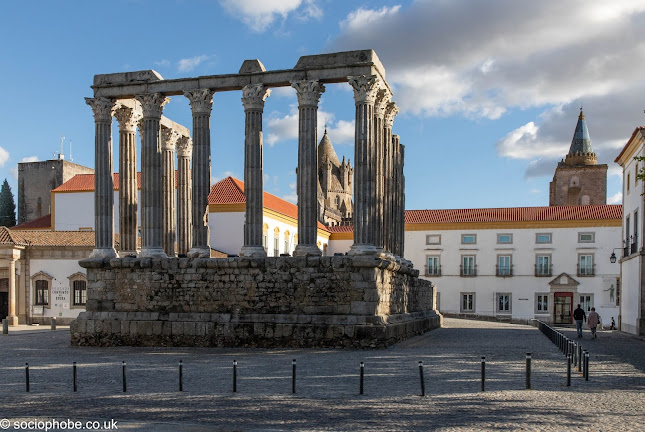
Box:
209, 177, 328, 231
326, 225, 354, 233
405, 205, 622, 224
0, 228, 97, 247
0, 227, 27, 245
53, 172, 180, 192
12, 214, 51, 230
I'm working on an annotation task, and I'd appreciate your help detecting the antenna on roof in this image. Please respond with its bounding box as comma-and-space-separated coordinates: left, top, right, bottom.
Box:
69, 140, 73, 162
54, 136, 65, 160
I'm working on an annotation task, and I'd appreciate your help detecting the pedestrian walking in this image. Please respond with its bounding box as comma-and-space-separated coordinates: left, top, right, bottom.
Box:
588, 307, 600, 339
573, 304, 586, 338
610, 317, 616, 330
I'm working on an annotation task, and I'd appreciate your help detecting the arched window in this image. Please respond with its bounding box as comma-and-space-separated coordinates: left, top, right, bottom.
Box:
284, 230, 291, 255
31, 271, 53, 309
262, 224, 269, 252
335, 195, 340, 207
273, 227, 280, 256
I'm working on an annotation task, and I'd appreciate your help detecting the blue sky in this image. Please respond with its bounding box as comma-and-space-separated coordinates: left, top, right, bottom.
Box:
1, 0, 643, 211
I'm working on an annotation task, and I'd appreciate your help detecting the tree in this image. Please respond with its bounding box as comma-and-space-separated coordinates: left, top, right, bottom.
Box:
0, 178, 16, 227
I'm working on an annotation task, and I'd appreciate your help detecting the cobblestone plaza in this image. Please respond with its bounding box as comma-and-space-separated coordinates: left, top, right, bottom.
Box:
1, 318, 643, 431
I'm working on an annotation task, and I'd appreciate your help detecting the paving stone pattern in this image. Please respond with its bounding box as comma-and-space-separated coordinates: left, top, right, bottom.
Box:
1, 318, 643, 431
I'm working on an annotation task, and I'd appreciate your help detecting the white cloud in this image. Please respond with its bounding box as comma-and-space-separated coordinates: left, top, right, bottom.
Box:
266, 106, 354, 147
219, 0, 319, 32
178, 55, 210, 73
154, 59, 171, 68
329, 0, 645, 129
0, 146, 9, 167
608, 192, 623, 204
282, 181, 298, 204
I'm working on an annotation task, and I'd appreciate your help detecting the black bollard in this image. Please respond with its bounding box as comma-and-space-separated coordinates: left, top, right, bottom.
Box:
359, 362, 364, 395
525, 353, 531, 390
179, 360, 183, 392
480, 357, 486, 392
584, 352, 590, 381
418, 361, 425, 396
233, 360, 237, 392
578, 345, 583, 373
582, 350, 587, 379
25, 363, 30, 392
567, 354, 571, 386
73, 362, 77, 392
122, 361, 126, 393
292, 359, 296, 394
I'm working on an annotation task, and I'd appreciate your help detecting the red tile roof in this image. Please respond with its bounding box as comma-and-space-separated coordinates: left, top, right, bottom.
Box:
0, 227, 97, 247
209, 177, 328, 230
12, 214, 51, 230
405, 205, 622, 224
326, 225, 354, 233
53, 171, 179, 192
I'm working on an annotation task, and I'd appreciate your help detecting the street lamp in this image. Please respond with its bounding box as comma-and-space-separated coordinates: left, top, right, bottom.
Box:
610, 247, 623, 263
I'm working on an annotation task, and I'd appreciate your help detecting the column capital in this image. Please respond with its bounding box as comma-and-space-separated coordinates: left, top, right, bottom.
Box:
241, 84, 271, 111
135, 93, 169, 119
291, 79, 325, 107
384, 102, 399, 128
374, 89, 391, 119
85, 97, 115, 123
184, 89, 214, 114
348, 75, 380, 104
160, 126, 179, 151
114, 105, 142, 132
176, 136, 193, 158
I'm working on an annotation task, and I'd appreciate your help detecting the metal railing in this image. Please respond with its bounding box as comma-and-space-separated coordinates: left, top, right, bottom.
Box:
577, 263, 595, 277
460, 265, 477, 277
424, 265, 442, 277
495, 265, 513, 277
534, 264, 552, 277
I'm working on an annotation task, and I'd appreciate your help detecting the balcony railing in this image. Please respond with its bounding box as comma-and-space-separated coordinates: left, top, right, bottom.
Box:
535, 264, 552, 277
577, 263, 595, 277
460, 265, 477, 277
631, 240, 638, 255
424, 265, 442, 277
496, 265, 513, 277
624, 245, 630, 258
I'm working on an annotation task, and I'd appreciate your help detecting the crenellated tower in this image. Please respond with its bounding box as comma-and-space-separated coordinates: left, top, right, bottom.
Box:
317, 128, 353, 226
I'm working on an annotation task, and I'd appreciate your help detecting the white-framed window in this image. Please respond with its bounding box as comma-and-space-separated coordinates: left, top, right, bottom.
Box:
578, 232, 595, 243
461, 234, 477, 244
535, 293, 549, 314
262, 234, 268, 252
68, 272, 87, 308
578, 254, 594, 276
497, 233, 513, 244
636, 163, 640, 185
536, 255, 551, 276
426, 256, 440, 276
274, 238, 279, 257
627, 173, 631, 194
461, 255, 476, 276
461, 293, 475, 313
497, 255, 512, 276
497, 293, 511, 313
426, 234, 441, 245
536, 233, 552, 244
579, 294, 593, 312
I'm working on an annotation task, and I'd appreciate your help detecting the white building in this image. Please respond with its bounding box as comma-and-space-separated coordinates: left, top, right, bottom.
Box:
614, 126, 645, 335
403, 206, 621, 326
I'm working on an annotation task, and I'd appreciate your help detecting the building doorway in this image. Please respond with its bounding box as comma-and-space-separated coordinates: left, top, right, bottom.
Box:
0, 278, 8, 320
554, 292, 573, 324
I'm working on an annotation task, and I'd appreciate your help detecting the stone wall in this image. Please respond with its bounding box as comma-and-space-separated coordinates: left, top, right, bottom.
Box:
71, 256, 440, 348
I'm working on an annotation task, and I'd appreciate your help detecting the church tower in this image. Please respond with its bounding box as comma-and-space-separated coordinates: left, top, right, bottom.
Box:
317, 128, 353, 226
549, 109, 607, 206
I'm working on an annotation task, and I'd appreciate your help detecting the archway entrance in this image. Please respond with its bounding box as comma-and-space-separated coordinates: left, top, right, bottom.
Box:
554, 292, 573, 324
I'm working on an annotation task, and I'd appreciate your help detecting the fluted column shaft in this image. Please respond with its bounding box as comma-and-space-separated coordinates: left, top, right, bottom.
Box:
348, 75, 380, 255
383, 103, 398, 254
114, 106, 140, 255
399, 143, 406, 258
176, 137, 192, 256
392, 135, 403, 257
161, 127, 178, 257
135, 93, 169, 257
184, 89, 214, 258
373, 89, 389, 252
85, 97, 116, 258
240, 84, 271, 257
292, 80, 325, 257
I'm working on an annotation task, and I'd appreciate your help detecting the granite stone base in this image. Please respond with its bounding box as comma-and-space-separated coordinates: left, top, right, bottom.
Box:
71, 256, 440, 348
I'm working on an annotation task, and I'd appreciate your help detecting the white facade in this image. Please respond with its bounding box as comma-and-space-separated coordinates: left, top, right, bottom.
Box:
406, 222, 620, 325
54, 190, 143, 232
615, 127, 645, 335
29, 258, 87, 324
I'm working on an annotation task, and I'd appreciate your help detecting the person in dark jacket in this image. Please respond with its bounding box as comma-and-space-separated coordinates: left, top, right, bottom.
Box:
573, 304, 586, 338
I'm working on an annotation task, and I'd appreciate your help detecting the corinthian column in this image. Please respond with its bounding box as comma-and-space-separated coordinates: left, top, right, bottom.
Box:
85, 97, 116, 259
383, 102, 398, 255
161, 126, 178, 257
291, 79, 325, 257
399, 142, 406, 259
176, 137, 192, 256
184, 89, 214, 258
240, 84, 270, 258
348, 75, 380, 255
135, 93, 169, 258
114, 105, 141, 256
373, 89, 390, 253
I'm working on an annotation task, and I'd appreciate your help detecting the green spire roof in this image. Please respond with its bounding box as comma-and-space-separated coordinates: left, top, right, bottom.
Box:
569, 108, 593, 155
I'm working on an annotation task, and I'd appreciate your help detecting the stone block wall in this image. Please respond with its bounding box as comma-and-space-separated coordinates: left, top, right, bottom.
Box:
71, 256, 440, 348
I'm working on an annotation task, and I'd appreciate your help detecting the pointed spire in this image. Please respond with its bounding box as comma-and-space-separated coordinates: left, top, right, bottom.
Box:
564, 108, 597, 166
